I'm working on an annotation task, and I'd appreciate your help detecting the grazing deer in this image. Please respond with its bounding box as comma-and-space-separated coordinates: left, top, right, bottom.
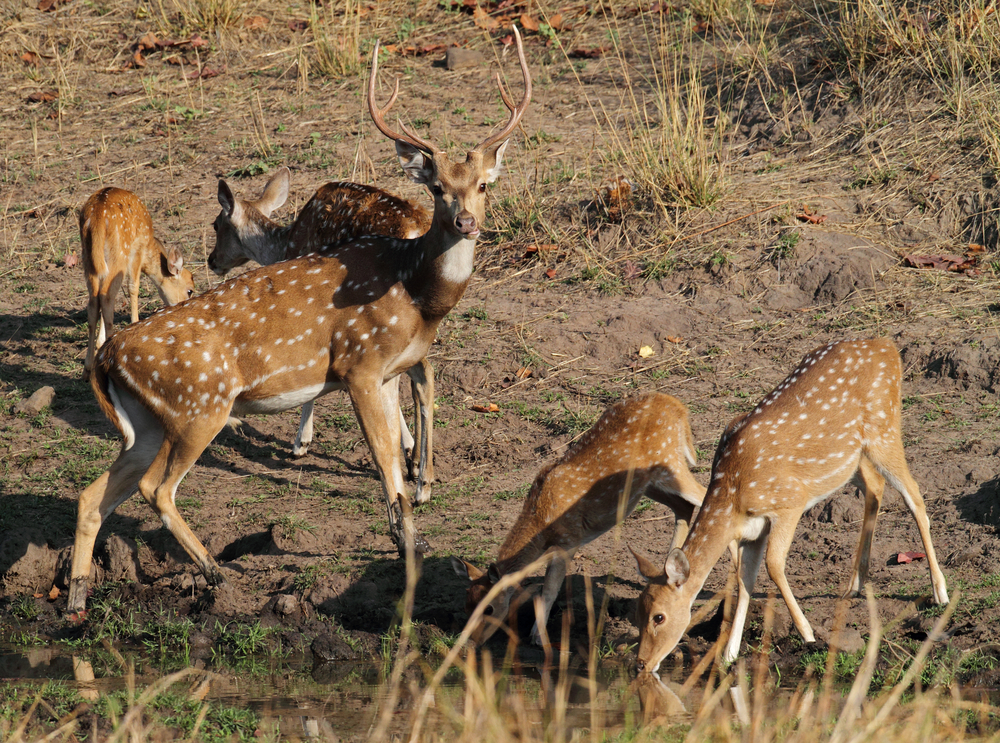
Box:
80, 187, 195, 373
66, 28, 531, 615
206, 168, 434, 499
453, 393, 708, 646
631, 339, 950, 673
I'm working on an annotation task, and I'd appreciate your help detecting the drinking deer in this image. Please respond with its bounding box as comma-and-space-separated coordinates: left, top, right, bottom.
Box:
206, 168, 434, 500
66, 28, 531, 615
453, 393, 708, 646
631, 339, 950, 672
80, 187, 195, 373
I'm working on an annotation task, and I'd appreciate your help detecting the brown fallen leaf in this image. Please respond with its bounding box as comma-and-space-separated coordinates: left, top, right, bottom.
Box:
895, 551, 926, 564
189, 34, 207, 48
514, 367, 533, 379
22, 51, 40, 65
549, 13, 564, 30
37, 0, 65, 11
471, 403, 500, 413
27, 89, 58, 103
968, 243, 985, 254
288, 19, 309, 32
137, 31, 159, 50
666, 335, 683, 344
473, 6, 498, 30
48, 585, 60, 600
243, 15, 268, 30
520, 13, 540, 32
545, 268, 557, 279
903, 253, 979, 274
131, 49, 146, 68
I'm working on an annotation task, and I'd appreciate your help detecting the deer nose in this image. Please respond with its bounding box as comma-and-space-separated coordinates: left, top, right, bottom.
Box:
455, 213, 478, 235
635, 659, 646, 673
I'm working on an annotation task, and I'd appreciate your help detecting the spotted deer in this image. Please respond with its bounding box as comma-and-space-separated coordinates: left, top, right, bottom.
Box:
80, 187, 195, 373
66, 29, 531, 615
453, 393, 708, 646
631, 339, 950, 673
206, 168, 434, 497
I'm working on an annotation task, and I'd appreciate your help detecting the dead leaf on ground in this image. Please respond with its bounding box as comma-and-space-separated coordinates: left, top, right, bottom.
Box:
967, 243, 985, 254
520, 13, 540, 31
48, 585, 60, 600
569, 46, 610, 58
903, 252, 979, 274
37, 0, 66, 11
288, 19, 309, 32
243, 15, 268, 30
471, 403, 500, 413
895, 551, 926, 564
21, 52, 41, 65
524, 243, 558, 254
514, 367, 533, 379
544, 268, 557, 279
189, 34, 207, 47
795, 204, 827, 224
130, 50, 146, 68
137, 31, 159, 50
666, 335, 683, 344
638, 345, 655, 359
473, 6, 498, 30
27, 90, 58, 103
549, 13, 564, 30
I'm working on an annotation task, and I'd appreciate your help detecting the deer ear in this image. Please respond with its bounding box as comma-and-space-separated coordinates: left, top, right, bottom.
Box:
484, 140, 509, 183
396, 141, 434, 184
161, 243, 184, 277
630, 545, 662, 583
451, 556, 485, 581
664, 548, 690, 589
218, 179, 237, 216
487, 563, 502, 584
256, 167, 290, 217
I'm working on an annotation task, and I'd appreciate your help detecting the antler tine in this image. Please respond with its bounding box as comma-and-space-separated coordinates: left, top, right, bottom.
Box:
474, 25, 533, 153
367, 41, 441, 155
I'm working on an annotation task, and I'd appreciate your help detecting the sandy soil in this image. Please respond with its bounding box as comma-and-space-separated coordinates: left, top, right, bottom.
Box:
2, 0, 1000, 684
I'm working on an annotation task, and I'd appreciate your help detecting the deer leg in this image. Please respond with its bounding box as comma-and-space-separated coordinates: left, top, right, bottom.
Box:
646, 486, 698, 551
349, 380, 429, 557
398, 401, 415, 480
765, 515, 816, 645
68, 421, 164, 613
872, 440, 949, 605
407, 358, 434, 504
532, 549, 570, 646
844, 457, 885, 598
724, 526, 769, 665
137, 432, 225, 585
100, 273, 124, 348
84, 292, 101, 375
127, 269, 141, 324
292, 401, 315, 457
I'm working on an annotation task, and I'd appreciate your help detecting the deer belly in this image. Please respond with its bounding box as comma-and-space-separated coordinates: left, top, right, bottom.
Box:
233, 380, 343, 415
385, 335, 431, 380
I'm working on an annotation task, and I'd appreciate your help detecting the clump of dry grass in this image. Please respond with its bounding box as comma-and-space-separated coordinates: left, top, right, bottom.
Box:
156, 0, 243, 35
311, 0, 364, 79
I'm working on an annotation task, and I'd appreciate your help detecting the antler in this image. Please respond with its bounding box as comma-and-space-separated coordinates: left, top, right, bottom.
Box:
367, 41, 441, 156
474, 25, 532, 153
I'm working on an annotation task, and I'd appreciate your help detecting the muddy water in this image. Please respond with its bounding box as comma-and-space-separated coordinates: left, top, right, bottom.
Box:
0, 643, 684, 737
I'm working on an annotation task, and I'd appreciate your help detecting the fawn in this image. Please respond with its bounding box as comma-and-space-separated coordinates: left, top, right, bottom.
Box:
632, 339, 950, 672
453, 393, 707, 646
80, 187, 195, 373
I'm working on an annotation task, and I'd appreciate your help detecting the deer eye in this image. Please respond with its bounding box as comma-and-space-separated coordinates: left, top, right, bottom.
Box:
653, 613, 665, 626
478, 182, 487, 193
484, 605, 494, 616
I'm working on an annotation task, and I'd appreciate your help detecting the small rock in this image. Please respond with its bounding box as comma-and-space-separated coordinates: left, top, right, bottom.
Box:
275, 594, 299, 616
311, 632, 360, 662
445, 47, 483, 71
102, 535, 140, 583
14, 386, 55, 416
816, 626, 865, 655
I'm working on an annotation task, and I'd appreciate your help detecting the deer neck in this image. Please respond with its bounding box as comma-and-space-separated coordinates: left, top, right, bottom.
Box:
678, 486, 744, 602
494, 524, 548, 577
239, 213, 293, 266
404, 220, 477, 319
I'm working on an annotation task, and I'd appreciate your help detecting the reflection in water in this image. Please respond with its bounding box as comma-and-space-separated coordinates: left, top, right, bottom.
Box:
2, 644, 689, 738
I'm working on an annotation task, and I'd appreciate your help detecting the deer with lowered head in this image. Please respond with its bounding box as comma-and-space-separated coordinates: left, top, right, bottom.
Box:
453, 393, 709, 647
207, 168, 434, 497
66, 28, 531, 615
80, 187, 195, 374
631, 339, 950, 673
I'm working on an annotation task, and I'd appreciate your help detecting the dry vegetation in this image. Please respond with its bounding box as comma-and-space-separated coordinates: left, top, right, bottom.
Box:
3, 0, 1000, 740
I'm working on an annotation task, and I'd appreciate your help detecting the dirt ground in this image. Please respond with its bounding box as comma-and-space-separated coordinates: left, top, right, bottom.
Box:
3, 0, 1000, 685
